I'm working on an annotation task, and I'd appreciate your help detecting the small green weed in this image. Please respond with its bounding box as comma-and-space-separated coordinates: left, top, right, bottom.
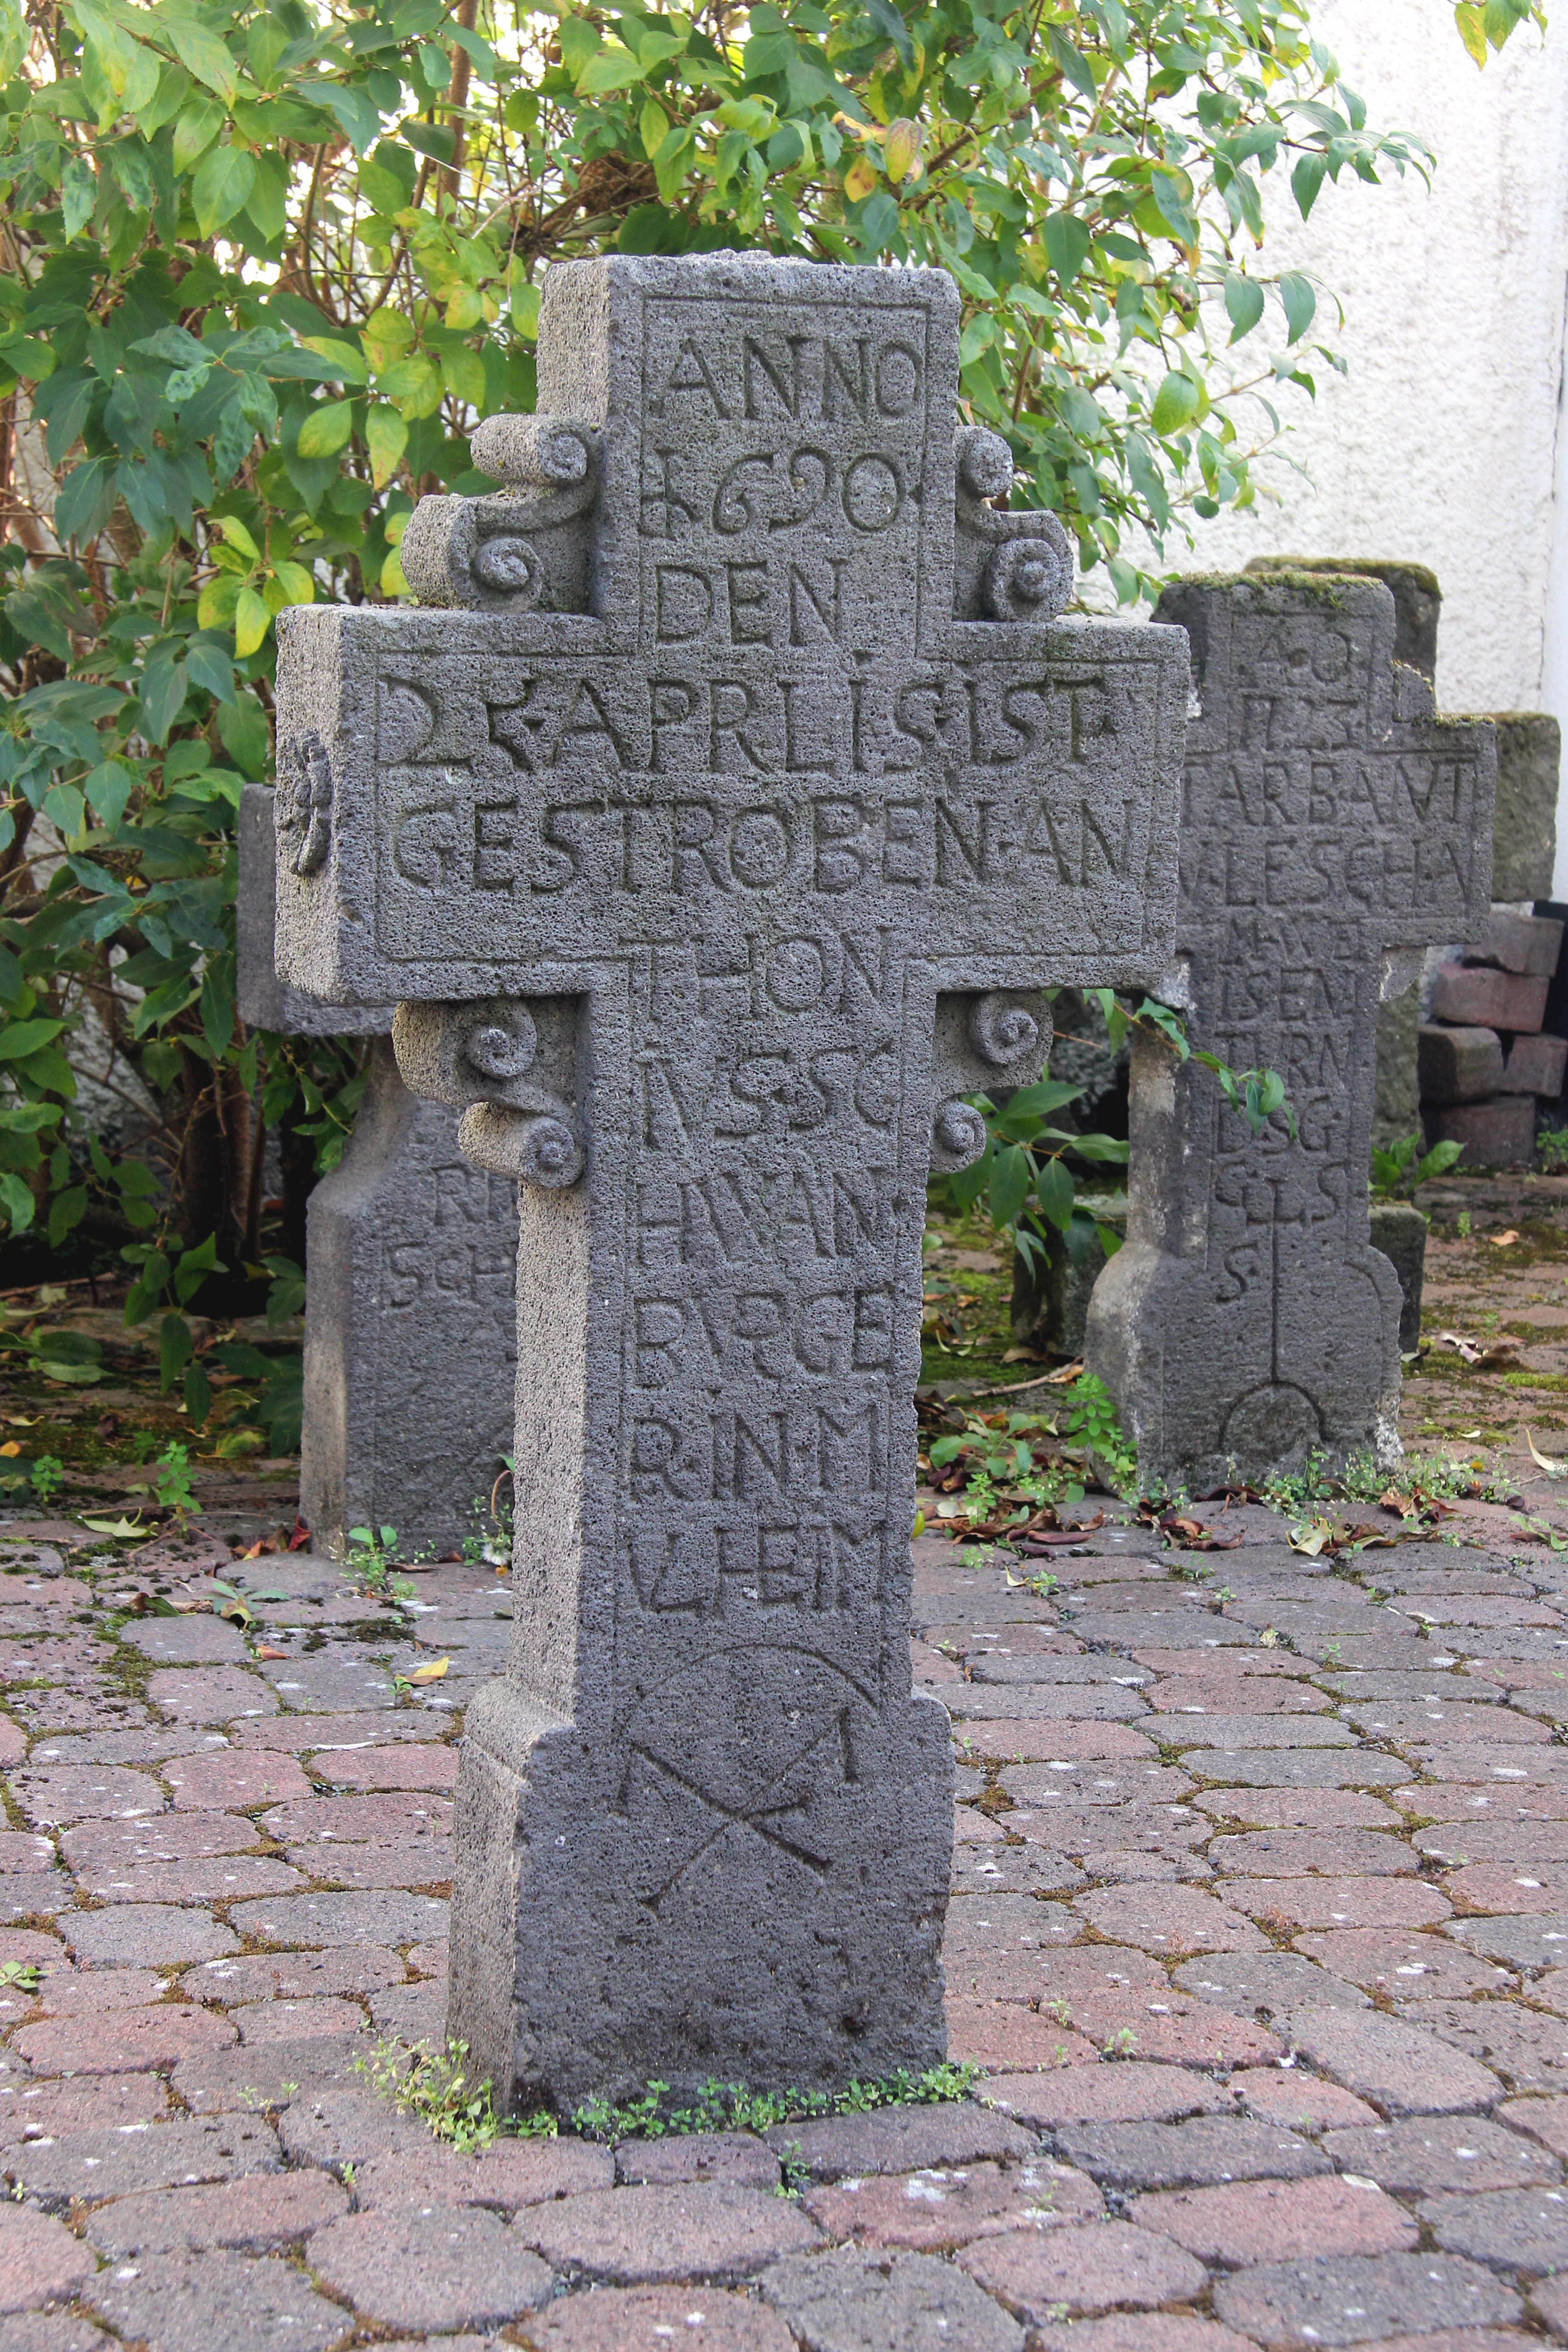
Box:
154, 1441, 199, 1517
1371, 1133, 1461, 1199
0, 1962, 39, 1994
28, 1455, 63, 1504
355, 2035, 556, 2150
344, 1524, 399, 1593
571, 2062, 980, 2144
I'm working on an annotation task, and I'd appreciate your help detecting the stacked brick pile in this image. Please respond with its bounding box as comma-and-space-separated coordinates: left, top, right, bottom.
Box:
1420, 909, 1567, 1167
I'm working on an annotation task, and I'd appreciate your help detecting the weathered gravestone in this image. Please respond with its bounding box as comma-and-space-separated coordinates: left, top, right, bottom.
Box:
272, 252, 1187, 2107
237, 787, 517, 1559
1086, 573, 1495, 1493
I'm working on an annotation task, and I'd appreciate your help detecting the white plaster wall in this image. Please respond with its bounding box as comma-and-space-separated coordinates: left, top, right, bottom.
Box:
1138, 1, 1568, 812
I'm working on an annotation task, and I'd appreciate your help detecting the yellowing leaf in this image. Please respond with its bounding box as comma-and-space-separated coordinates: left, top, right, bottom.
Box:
79, 1513, 147, 1539
444, 286, 484, 333
884, 117, 922, 182
300, 335, 368, 384
844, 153, 879, 203
361, 309, 415, 372
910, 1508, 925, 1538
409, 1656, 450, 1682
296, 398, 355, 460
0, 1442, 17, 1457
380, 545, 409, 597
269, 560, 315, 605
213, 513, 260, 562
197, 572, 242, 631
1455, 3, 1489, 65
365, 403, 407, 490
234, 585, 271, 657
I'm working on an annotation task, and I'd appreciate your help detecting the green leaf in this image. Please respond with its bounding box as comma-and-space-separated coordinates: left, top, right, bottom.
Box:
1149, 370, 1200, 436
1223, 272, 1265, 343
0, 1019, 66, 1061
193, 146, 257, 239
1042, 213, 1092, 286
61, 156, 97, 242
1291, 151, 1326, 219
1280, 273, 1317, 345
989, 1142, 1031, 1230
1034, 1154, 1075, 1234
299, 77, 381, 155
296, 398, 354, 459
54, 456, 117, 545
576, 43, 648, 93
172, 95, 224, 173
159, 1310, 192, 1392
0, 1173, 34, 1235
162, 13, 237, 103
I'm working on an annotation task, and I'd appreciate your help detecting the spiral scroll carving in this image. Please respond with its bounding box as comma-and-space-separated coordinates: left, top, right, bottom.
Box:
934, 1099, 988, 1169
472, 535, 544, 601
969, 994, 1041, 1068
463, 1010, 537, 1083
982, 524, 1072, 623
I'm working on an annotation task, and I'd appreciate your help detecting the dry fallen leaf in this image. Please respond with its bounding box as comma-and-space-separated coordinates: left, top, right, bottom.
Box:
0, 1442, 20, 1459
255, 1643, 288, 1660
1526, 1428, 1568, 1480
409, 1657, 450, 1683
1488, 1230, 1521, 1246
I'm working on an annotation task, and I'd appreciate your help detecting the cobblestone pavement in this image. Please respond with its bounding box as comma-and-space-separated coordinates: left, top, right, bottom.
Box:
10, 1503, 1568, 2347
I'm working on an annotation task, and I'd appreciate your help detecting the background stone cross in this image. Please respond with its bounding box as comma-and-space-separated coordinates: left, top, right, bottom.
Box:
1088, 572, 1496, 1493
236, 785, 517, 1562
274, 251, 1187, 2109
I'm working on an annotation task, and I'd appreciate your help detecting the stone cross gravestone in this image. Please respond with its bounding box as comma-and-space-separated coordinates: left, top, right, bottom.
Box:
1087, 572, 1495, 1493
272, 251, 1187, 2109
238, 787, 517, 1560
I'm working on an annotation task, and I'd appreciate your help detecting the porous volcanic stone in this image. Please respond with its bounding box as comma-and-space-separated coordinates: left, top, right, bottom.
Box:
306, 2200, 553, 2331
272, 248, 1187, 2110
82, 2247, 349, 2352
1086, 571, 1495, 1489
959, 2216, 1207, 2318
762, 2245, 1026, 2351
1213, 2253, 1521, 2345
517, 2183, 822, 2283
0, 2202, 95, 2311
525, 2284, 800, 2349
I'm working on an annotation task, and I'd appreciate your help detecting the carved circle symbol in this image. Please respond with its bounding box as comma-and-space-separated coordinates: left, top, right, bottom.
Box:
970, 994, 1040, 1068
729, 811, 791, 889
464, 1010, 537, 1081
982, 526, 1071, 623
960, 429, 1014, 502
472, 534, 544, 601
520, 1115, 584, 1190
935, 1099, 987, 1168
842, 455, 902, 534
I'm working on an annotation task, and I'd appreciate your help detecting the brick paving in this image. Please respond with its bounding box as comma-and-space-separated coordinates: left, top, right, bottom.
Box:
11, 1501, 1568, 2342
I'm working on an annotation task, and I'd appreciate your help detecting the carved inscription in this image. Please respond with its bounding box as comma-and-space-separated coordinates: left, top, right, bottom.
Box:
275, 250, 1189, 2105
1086, 575, 1495, 1490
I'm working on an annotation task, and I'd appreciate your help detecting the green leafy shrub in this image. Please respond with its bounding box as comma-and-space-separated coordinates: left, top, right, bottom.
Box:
0, 0, 1445, 1382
